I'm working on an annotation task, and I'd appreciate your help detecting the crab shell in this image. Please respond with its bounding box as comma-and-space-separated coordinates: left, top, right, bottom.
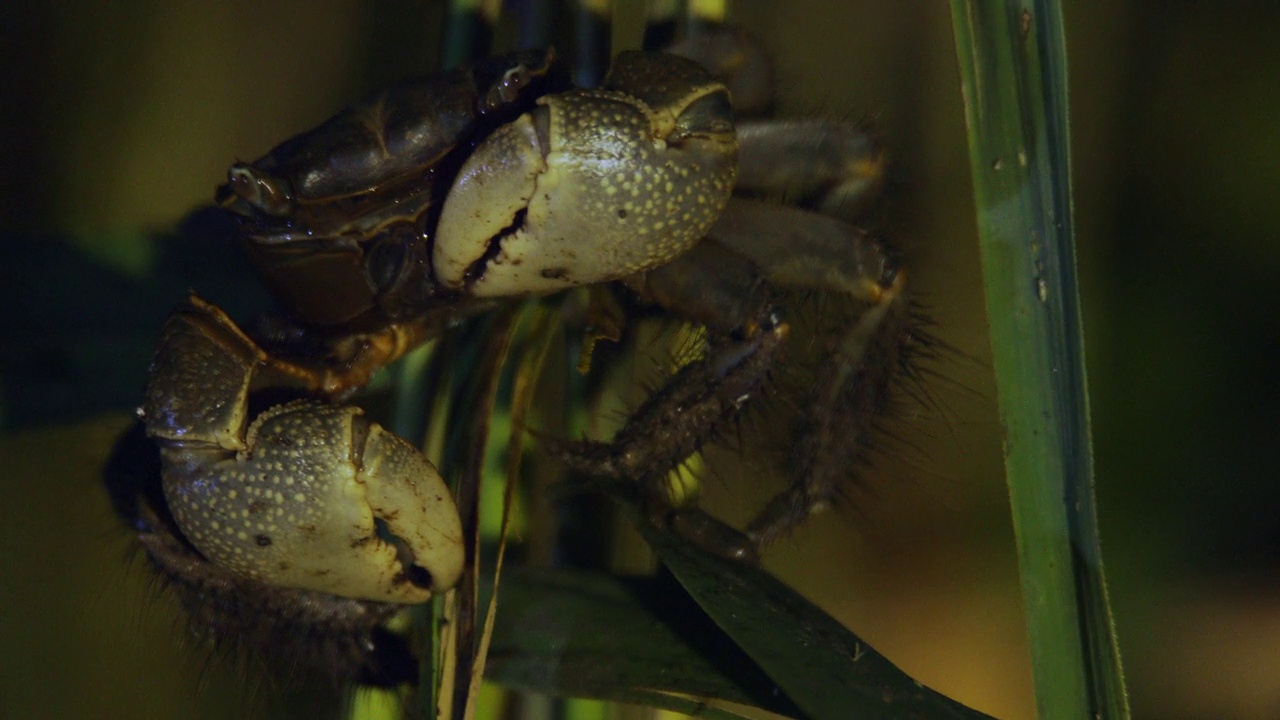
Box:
218, 50, 736, 325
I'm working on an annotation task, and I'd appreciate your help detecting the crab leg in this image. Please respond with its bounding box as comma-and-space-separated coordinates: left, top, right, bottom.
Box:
554, 197, 915, 552
735, 119, 887, 223
546, 240, 784, 555
708, 198, 897, 299
667, 25, 885, 221
705, 199, 917, 545
553, 245, 788, 483
744, 274, 913, 544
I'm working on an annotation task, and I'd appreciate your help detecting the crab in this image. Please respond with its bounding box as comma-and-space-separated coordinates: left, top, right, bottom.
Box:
114, 38, 914, 684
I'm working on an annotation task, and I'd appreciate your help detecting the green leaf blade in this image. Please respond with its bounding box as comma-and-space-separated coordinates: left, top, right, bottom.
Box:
485, 567, 804, 719
947, 2, 1130, 718
640, 523, 997, 720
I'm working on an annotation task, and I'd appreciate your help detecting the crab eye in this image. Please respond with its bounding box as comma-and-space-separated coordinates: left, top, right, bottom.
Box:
882, 265, 903, 292
670, 89, 735, 142
219, 164, 294, 217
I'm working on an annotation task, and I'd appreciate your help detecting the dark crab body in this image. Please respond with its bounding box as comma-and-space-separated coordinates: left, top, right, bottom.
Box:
119, 35, 913, 684
219, 49, 736, 327
214, 49, 561, 326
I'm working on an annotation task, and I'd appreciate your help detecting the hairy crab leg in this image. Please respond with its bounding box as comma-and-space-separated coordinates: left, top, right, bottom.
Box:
548, 242, 789, 560
747, 271, 913, 544
705, 199, 919, 545
552, 262, 788, 486
552, 197, 915, 554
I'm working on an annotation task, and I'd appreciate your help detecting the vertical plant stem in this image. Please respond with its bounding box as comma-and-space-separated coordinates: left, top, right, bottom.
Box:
948, 2, 1130, 719
442, 0, 501, 68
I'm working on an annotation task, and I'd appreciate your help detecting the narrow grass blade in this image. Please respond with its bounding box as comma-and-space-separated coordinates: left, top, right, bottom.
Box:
574, 0, 612, 87
948, 2, 1130, 718
446, 311, 521, 720
464, 305, 558, 720
442, 0, 501, 68
642, 0, 680, 49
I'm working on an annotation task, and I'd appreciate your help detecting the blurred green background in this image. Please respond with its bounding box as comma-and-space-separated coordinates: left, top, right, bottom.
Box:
2, 2, 1278, 719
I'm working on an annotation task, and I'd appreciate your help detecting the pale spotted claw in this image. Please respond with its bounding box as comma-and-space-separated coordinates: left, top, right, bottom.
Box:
433, 51, 737, 296
144, 297, 463, 605
161, 402, 462, 604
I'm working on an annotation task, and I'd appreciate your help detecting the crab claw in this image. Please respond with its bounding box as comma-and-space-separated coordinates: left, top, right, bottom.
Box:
144, 297, 463, 604
433, 51, 737, 297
